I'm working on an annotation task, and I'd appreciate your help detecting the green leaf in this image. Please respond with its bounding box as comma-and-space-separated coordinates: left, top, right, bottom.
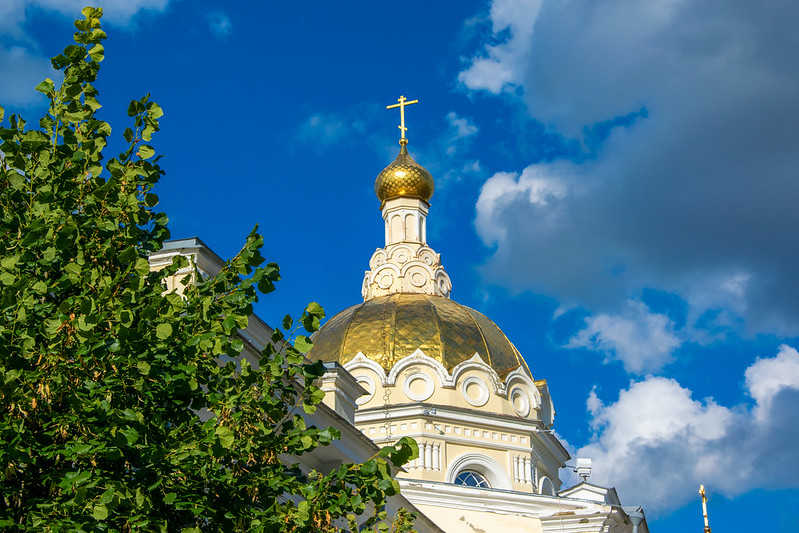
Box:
127, 99, 144, 117
122, 427, 140, 445
305, 301, 325, 318
147, 102, 163, 119
92, 504, 108, 520
361, 460, 377, 475
138, 145, 154, 159
134, 257, 150, 276
137, 361, 151, 375
155, 323, 172, 340
98, 487, 115, 504
216, 426, 234, 448
294, 335, 313, 354
88, 43, 104, 62
35, 78, 54, 94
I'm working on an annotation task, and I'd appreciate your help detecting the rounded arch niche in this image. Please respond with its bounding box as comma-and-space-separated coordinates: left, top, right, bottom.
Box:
446, 453, 512, 490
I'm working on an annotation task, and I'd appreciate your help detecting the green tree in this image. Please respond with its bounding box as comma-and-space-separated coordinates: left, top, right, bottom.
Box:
0, 7, 417, 532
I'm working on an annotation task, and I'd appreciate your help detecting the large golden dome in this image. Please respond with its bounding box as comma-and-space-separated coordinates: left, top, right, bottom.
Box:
309, 293, 529, 378
374, 142, 434, 205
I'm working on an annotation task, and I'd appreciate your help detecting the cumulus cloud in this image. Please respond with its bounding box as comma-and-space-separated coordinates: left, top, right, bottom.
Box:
464, 0, 799, 335
567, 301, 682, 374
207, 11, 232, 39
0, 0, 170, 34
444, 111, 478, 155
295, 112, 369, 148
458, 0, 542, 93
0, 0, 172, 108
577, 345, 799, 513
0, 46, 54, 107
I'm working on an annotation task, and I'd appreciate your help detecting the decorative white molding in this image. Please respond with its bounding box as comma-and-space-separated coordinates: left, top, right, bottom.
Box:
344, 352, 387, 383
450, 353, 504, 393
460, 376, 490, 407
362, 243, 451, 300
539, 476, 555, 496
403, 372, 435, 402
386, 349, 449, 387
354, 374, 376, 406
446, 453, 513, 490
509, 386, 531, 417
505, 367, 542, 409
397, 478, 624, 525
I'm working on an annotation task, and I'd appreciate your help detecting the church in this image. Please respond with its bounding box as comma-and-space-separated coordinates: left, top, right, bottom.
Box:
150, 97, 650, 532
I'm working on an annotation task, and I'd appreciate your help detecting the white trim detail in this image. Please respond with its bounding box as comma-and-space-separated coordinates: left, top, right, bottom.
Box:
540, 476, 555, 496
446, 453, 512, 490
450, 353, 503, 394
403, 372, 434, 401
504, 366, 541, 408
343, 352, 387, 384
386, 349, 449, 387
461, 376, 490, 407
354, 374, 376, 406
509, 386, 530, 417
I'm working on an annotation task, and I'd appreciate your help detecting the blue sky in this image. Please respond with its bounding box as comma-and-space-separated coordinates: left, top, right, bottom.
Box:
3, 1, 799, 530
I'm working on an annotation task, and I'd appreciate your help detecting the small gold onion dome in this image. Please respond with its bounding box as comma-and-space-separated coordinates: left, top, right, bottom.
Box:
374, 141, 435, 205
309, 293, 530, 379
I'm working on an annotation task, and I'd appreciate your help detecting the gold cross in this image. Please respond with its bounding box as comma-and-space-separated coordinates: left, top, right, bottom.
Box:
386, 95, 419, 142
699, 485, 711, 533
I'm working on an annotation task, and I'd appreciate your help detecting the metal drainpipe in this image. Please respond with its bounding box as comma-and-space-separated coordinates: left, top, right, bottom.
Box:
628, 509, 644, 533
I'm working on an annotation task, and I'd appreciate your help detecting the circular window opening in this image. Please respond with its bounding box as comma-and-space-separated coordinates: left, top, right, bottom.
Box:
510, 386, 530, 417
454, 470, 490, 488
403, 372, 434, 401
460, 376, 489, 407
355, 375, 376, 406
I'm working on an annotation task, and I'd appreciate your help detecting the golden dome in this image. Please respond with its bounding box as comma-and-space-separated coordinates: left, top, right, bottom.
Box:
309, 293, 530, 379
374, 142, 434, 205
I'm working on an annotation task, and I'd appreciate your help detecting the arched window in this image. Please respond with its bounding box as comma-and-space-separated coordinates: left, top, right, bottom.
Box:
454, 470, 490, 488
446, 453, 512, 489
540, 476, 555, 496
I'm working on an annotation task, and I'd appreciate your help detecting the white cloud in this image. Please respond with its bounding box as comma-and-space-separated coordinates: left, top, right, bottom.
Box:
296, 112, 368, 147
0, 0, 170, 34
458, 0, 542, 94
444, 111, 478, 155
207, 12, 232, 39
0, 1, 172, 109
745, 344, 799, 420
577, 345, 799, 513
464, 0, 799, 335
0, 46, 54, 107
567, 301, 682, 374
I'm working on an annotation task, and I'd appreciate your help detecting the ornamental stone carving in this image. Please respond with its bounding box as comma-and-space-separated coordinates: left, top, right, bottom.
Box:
362, 243, 452, 299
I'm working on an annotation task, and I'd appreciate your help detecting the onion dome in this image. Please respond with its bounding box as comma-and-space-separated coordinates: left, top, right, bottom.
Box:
374, 141, 435, 206
309, 293, 530, 379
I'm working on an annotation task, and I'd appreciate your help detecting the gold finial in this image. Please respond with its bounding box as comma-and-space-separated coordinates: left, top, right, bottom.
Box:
699, 485, 711, 533
386, 95, 419, 144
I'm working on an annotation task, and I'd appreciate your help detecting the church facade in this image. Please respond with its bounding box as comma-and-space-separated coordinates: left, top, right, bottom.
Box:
150, 99, 650, 532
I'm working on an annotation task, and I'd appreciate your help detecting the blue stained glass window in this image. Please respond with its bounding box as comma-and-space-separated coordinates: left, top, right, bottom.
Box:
454, 470, 490, 488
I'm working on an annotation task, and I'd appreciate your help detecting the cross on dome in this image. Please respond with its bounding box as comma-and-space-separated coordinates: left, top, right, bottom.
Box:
386, 95, 418, 143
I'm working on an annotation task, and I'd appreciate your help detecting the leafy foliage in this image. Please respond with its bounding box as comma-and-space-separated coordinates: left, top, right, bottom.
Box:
0, 7, 417, 532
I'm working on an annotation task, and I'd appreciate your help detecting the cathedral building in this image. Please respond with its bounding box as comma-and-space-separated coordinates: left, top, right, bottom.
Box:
306, 97, 650, 532
151, 98, 650, 532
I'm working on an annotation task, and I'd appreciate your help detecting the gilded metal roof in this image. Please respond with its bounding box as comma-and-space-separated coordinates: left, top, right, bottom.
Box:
374, 143, 434, 205
309, 294, 530, 378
